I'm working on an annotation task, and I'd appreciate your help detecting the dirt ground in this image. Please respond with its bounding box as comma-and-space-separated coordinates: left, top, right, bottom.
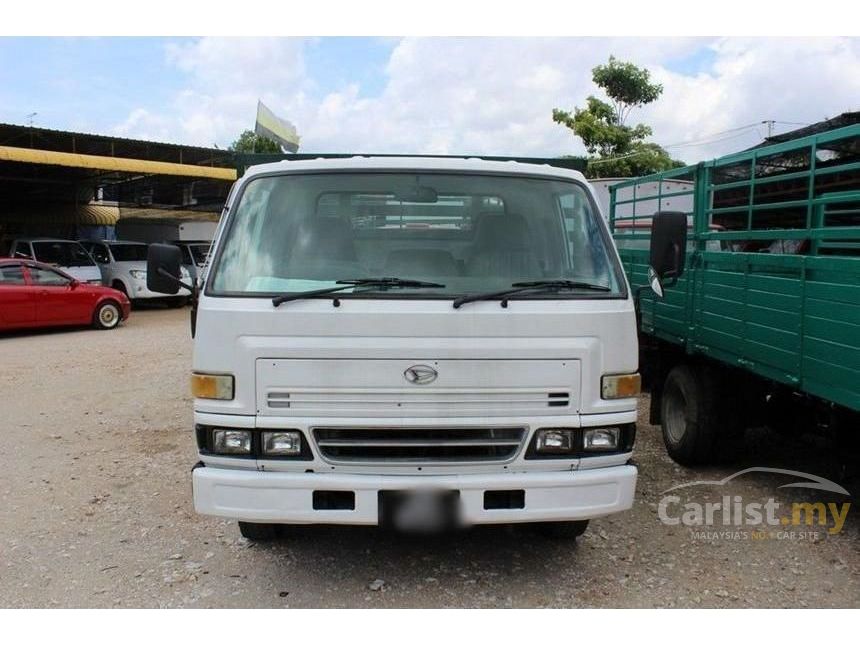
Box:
1, 307, 858, 608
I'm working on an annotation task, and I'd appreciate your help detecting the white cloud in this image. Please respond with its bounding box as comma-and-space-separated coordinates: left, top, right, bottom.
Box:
111, 107, 173, 142
643, 38, 860, 161
112, 37, 860, 164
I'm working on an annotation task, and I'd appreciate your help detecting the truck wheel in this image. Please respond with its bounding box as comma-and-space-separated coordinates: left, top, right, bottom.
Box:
167, 296, 188, 308
531, 520, 589, 539
660, 364, 719, 466
238, 521, 279, 541
93, 301, 121, 330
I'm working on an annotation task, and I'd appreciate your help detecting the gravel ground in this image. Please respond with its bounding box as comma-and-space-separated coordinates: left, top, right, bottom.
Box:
1, 307, 858, 608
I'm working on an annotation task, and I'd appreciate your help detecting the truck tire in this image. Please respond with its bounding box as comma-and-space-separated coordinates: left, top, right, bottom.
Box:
660, 364, 720, 466
531, 520, 589, 539
167, 296, 189, 308
238, 521, 280, 541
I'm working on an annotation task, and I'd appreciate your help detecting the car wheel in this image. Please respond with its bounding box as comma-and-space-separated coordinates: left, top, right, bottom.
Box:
93, 301, 121, 330
530, 520, 590, 539
238, 521, 281, 541
660, 364, 719, 466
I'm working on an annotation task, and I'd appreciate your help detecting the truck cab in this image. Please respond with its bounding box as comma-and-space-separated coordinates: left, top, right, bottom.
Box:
149, 156, 641, 539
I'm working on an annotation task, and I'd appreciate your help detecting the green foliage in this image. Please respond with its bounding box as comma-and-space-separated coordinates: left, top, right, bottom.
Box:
591, 56, 663, 125
228, 130, 282, 154
586, 142, 684, 179
553, 56, 682, 178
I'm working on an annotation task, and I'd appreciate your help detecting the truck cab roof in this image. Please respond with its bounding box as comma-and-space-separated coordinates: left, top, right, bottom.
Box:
241, 155, 588, 183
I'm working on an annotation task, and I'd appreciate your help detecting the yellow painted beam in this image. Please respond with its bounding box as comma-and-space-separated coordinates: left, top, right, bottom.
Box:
0, 145, 237, 181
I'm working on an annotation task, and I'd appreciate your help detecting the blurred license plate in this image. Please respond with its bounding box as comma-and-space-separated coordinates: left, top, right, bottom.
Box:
379, 490, 461, 532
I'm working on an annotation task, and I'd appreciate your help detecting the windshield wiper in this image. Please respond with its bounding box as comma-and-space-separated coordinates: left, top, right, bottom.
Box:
452, 279, 611, 309
272, 277, 445, 307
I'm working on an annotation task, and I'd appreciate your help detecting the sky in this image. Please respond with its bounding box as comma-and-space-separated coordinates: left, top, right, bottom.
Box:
0, 36, 858, 165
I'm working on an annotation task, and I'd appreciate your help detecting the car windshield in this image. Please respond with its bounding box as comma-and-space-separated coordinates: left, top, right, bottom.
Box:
109, 243, 149, 262
32, 241, 96, 267
208, 172, 623, 298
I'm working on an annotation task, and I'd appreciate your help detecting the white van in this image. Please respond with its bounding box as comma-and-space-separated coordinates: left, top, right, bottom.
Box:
147, 157, 641, 540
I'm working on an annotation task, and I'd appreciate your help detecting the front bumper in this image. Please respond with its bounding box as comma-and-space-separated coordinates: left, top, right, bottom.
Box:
127, 281, 185, 300
192, 463, 637, 525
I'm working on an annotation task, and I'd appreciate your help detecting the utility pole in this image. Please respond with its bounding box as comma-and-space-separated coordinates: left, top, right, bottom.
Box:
26, 112, 37, 127
762, 120, 775, 139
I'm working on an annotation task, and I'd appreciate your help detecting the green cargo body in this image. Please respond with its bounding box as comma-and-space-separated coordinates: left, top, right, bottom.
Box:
610, 124, 860, 413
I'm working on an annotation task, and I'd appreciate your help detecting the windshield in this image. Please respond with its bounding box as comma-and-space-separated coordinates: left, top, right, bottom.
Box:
32, 241, 96, 267
109, 243, 149, 262
208, 172, 623, 298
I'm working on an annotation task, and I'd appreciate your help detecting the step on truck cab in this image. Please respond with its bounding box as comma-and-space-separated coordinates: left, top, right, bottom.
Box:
147, 156, 641, 539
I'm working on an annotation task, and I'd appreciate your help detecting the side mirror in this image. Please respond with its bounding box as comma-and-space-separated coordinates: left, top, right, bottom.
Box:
648, 211, 687, 297
69, 278, 80, 289
147, 243, 183, 294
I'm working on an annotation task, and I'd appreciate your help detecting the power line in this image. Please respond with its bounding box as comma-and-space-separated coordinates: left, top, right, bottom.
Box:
588, 129, 762, 165
665, 129, 762, 150
661, 122, 762, 149
585, 117, 811, 165
587, 149, 657, 165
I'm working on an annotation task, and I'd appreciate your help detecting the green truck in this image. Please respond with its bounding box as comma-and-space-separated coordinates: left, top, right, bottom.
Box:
609, 124, 859, 465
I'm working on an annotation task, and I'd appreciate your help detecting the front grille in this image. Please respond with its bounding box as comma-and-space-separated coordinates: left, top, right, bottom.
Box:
264, 389, 572, 415
312, 427, 526, 464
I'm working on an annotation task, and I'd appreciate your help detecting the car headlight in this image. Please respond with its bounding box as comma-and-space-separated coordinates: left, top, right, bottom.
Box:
129, 269, 146, 280
583, 427, 620, 451
211, 429, 252, 455
191, 373, 234, 400
262, 431, 302, 456
535, 428, 576, 454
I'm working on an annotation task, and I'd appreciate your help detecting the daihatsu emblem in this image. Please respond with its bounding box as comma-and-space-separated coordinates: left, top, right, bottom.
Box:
404, 364, 438, 385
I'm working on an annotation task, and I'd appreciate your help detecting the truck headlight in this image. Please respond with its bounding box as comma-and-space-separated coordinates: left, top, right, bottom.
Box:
583, 427, 620, 451
262, 431, 302, 456
129, 269, 147, 280
212, 429, 252, 455
191, 373, 234, 400
535, 428, 576, 454
601, 373, 641, 399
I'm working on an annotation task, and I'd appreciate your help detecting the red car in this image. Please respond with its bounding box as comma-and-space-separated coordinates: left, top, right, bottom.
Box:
0, 258, 131, 332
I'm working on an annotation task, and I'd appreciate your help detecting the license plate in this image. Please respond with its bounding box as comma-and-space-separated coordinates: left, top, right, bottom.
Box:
379, 490, 462, 532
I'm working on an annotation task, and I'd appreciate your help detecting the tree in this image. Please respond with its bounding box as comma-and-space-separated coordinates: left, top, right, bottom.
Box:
552, 56, 683, 178
228, 130, 283, 154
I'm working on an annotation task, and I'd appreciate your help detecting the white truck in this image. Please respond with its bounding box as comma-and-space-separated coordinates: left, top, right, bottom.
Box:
146, 156, 641, 540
